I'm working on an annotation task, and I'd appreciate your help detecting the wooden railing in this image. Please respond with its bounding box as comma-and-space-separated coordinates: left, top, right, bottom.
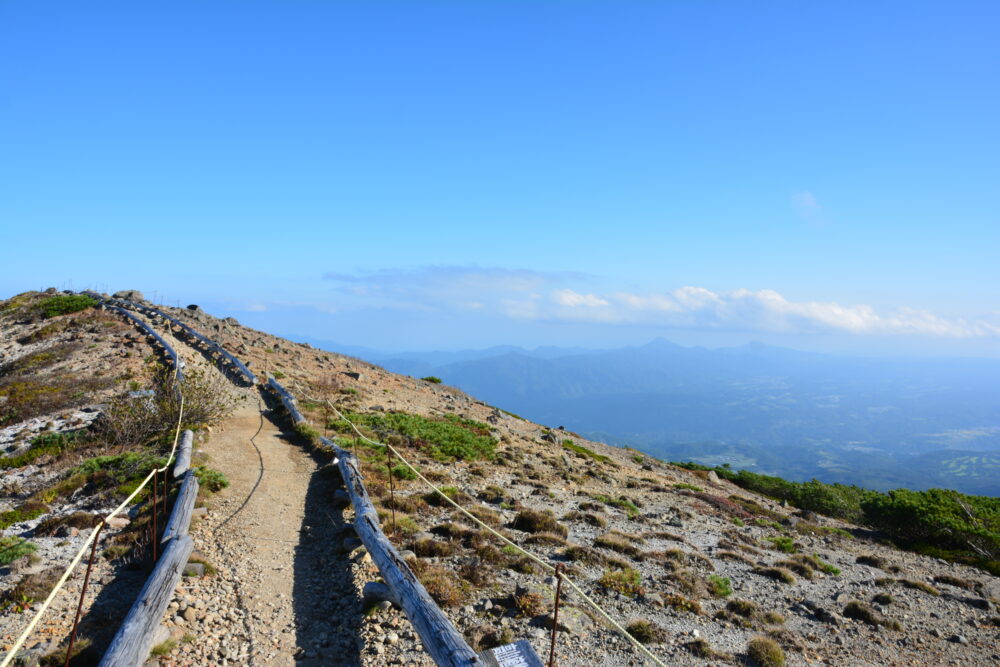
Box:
105, 296, 257, 385
99, 431, 198, 666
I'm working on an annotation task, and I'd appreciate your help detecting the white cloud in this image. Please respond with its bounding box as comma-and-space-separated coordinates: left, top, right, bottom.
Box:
319, 265, 998, 340
552, 289, 609, 308
540, 286, 999, 339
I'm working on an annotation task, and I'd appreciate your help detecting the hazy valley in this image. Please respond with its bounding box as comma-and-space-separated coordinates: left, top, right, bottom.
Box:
336, 339, 1000, 496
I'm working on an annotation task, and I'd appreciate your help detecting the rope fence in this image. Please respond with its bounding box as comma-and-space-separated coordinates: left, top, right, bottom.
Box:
1, 305, 188, 667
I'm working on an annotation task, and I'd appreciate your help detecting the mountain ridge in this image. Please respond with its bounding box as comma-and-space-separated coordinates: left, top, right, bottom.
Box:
1, 289, 998, 666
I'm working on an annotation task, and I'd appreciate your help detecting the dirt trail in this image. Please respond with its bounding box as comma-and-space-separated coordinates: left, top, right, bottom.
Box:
157, 392, 362, 666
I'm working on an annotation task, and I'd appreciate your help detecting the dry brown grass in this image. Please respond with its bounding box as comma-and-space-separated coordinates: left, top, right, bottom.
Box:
511, 509, 567, 537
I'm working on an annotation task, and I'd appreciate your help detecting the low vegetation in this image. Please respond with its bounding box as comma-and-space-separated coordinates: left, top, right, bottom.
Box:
328, 410, 496, 461
843, 600, 902, 630
562, 439, 612, 464
512, 509, 567, 537
0, 537, 37, 566
598, 567, 644, 596
626, 619, 667, 644
0, 344, 114, 426
675, 461, 1000, 574
753, 566, 796, 584
591, 494, 641, 519
0, 431, 86, 469
747, 636, 785, 667
194, 466, 230, 493
707, 574, 733, 597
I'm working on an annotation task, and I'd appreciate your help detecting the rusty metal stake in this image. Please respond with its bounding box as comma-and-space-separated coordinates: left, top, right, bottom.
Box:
65, 521, 105, 667
152, 473, 158, 563
548, 563, 564, 667
386, 444, 396, 537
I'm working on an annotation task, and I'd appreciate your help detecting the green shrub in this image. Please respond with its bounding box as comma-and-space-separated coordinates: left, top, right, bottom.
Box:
194, 466, 229, 493
674, 482, 703, 492
391, 464, 417, 480
38, 294, 96, 319
862, 488, 1000, 564
293, 421, 322, 447
626, 619, 666, 644
598, 567, 643, 596
790, 553, 841, 575
562, 440, 612, 464
674, 460, 1000, 574
68, 451, 167, 498
747, 636, 785, 667
766, 536, 797, 553
707, 575, 732, 597
421, 376, 443, 383
0, 537, 37, 565
328, 410, 496, 461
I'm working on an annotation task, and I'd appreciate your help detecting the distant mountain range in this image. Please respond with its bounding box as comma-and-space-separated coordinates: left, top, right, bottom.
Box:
301, 337, 1000, 496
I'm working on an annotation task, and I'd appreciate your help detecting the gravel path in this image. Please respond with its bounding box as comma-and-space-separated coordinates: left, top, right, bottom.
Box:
153, 395, 363, 665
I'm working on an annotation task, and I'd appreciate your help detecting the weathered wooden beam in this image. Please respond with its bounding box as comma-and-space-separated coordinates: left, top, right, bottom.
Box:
333, 445, 480, 666
173, 430, 194, 479
268, 377, 306, 424
161, 470, 198, 545
98, 535, 194, 667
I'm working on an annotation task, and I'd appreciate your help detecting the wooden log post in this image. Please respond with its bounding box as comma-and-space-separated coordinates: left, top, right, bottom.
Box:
333, 445, 480, 666
173, 430, 194, 479
160, 470, 199, 545
98, 535, 194, 667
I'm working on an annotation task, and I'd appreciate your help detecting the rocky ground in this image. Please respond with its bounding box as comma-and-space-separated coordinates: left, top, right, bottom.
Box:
1, 289, 998, 666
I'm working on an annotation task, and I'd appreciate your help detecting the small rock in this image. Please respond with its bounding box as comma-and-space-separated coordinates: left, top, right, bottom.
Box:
106, 516, 130, 529
363, 582, 396, 606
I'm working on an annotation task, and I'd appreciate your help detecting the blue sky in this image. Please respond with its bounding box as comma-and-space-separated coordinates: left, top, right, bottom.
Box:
2, 2, 998, 356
